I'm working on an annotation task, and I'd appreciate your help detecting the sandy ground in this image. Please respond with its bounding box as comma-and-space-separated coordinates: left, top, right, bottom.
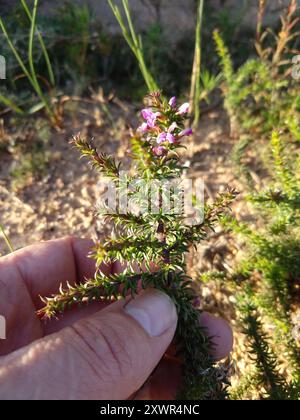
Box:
0, 100, 245, 251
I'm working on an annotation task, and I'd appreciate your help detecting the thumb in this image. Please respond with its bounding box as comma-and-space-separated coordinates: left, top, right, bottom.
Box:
0, 290, 178, 400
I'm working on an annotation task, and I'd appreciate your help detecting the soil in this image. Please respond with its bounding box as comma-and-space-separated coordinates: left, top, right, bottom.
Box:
0, 99, 244, 250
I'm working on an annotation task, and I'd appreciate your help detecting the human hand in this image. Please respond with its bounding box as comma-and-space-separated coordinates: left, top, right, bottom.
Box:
0, 237, 233, 400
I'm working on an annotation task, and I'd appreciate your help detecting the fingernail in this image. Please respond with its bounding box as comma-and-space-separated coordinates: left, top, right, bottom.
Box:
124, 290, 178, 337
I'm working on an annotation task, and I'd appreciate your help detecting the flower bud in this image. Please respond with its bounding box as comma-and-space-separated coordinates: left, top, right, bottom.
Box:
169, 96, 177, 109
153, 146, 167, 156
177, 103, 190, 115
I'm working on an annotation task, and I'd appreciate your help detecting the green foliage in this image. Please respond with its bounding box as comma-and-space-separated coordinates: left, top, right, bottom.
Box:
108, 0, 159, 93
54, 1, 91, 76
214, 1, 300, 139
38, 92, 237, 400
237, 294, 292, 400
72, 134, 120, 180
108, 0, 220, 113
0, 0, 236, 105
213, 1, 249, 44
0, 0, 61, 128
229, 370, 260, 400
220, 130, 300, 399
44, 0, 110, 88
213, 30, 234, 85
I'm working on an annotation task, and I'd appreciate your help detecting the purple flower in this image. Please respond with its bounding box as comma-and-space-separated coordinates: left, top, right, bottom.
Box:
157, 132, 176, 144
168, 122, 178, 133
157, 132, 167, 144
137, 122, 149, 133
141, 109, 161, 128
141, 108, 154, 120
153, 146, 167, 156
177, 102, 190, 115
169, 97, 177, 109
179, 128, 193, 138
166, 133, 176, 144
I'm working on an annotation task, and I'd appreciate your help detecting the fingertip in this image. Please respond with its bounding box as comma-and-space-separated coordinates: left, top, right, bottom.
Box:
124, 289, 178, 338
200, 312, 233, 361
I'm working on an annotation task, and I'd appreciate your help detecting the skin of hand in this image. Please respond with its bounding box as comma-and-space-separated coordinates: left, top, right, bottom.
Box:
0, 237, 233, 400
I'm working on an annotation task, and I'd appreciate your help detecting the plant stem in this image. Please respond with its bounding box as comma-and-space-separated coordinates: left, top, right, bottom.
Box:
107, 0, 159, 93
190, 0, 204, 127
28, 0, 54, 121
0, 93, 24, 115
0, 0, 57, 125
21, 0, 55, 87
0, 224, 14, 254
0, 18, 34, 86
256, 0, 267, 44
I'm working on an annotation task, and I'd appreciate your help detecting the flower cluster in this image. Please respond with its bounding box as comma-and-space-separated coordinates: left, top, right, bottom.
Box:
137, 93, 193, 157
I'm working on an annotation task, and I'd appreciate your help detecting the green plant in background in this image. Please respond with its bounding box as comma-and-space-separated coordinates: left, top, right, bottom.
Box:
0, 0, 62, 128
50, 1, 93, 85
236, 294, 295, 400
0, 0, 227, 113
108, 0, 221, 125
214, 0, 300, 140
214, 0, 250, 44
38, 92, 237, 400
60, 1, 90, 77
140, 23, 177, 96
108, 0, 159, 93
0, 92, 24, 116
189, 0, 221, 127
20, 0, 55, 87
4, 1, 194, 100
20, 0, 114, 94
207, 130, 300, 400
